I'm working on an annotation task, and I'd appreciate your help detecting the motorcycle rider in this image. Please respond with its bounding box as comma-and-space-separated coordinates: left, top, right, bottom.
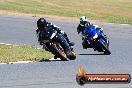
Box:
36, 18, 74, 50
77, 16, 108, 49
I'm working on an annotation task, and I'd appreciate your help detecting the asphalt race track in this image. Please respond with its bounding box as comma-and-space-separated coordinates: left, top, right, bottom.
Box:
0, 14, 132, 88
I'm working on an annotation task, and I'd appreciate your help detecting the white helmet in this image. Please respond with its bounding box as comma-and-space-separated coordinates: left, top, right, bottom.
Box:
80, 16, 88, 22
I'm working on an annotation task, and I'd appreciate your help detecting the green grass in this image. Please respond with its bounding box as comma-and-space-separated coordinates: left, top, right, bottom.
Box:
0, 44, 53, 63
0, 0, 132, 24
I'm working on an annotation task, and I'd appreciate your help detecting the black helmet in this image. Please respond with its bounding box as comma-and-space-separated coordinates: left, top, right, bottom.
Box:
37, 18, 47, 29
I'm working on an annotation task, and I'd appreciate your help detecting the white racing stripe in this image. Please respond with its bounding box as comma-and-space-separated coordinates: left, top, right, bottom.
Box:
0, 61, 34, 65
93, 33, 98, 39
0, 43, 18, 46
8, 61, 34, 64
50, 31, 57, 39
49, 58, 61, 61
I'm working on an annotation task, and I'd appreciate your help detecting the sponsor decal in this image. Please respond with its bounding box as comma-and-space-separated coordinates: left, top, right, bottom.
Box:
76, 67, 131, 85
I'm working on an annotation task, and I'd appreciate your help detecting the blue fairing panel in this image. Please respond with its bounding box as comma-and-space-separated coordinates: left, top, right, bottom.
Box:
84, 25, 97, 37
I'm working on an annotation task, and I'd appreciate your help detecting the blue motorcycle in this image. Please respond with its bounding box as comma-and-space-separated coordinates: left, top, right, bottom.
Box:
82, 25, 111, 55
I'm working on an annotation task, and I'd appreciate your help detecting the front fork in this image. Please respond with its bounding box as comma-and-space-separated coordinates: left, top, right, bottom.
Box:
55, 34, 70, 53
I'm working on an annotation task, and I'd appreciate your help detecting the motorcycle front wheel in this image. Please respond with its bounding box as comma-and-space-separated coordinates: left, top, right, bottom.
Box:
98, 40, 111, 55
52, 43, 68, 61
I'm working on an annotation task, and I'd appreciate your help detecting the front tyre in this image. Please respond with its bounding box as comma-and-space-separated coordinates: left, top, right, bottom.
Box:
99, 40, 111, 55
52, 44, 68, 61
67, 49, 76, 60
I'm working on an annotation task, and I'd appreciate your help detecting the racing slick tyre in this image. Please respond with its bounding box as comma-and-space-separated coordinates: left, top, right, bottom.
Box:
99, 40, 111, 55
52, 43, 68, 61
67, 49, 76, 60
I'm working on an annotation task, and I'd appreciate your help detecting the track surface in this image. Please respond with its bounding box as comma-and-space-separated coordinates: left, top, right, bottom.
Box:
0, 14, 132, 88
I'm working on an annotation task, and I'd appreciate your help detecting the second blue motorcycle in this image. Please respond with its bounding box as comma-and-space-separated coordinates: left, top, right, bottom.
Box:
82, 25, 111, 55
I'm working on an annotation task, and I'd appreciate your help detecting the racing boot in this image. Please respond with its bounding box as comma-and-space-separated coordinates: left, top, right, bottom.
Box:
69, 42, 75, 46
63, 33, 74, 46
65, 37, 74, 46
82, 41, 87, 49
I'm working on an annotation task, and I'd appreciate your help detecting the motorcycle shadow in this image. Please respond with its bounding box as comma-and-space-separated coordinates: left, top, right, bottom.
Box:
79, 53, 106, 55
